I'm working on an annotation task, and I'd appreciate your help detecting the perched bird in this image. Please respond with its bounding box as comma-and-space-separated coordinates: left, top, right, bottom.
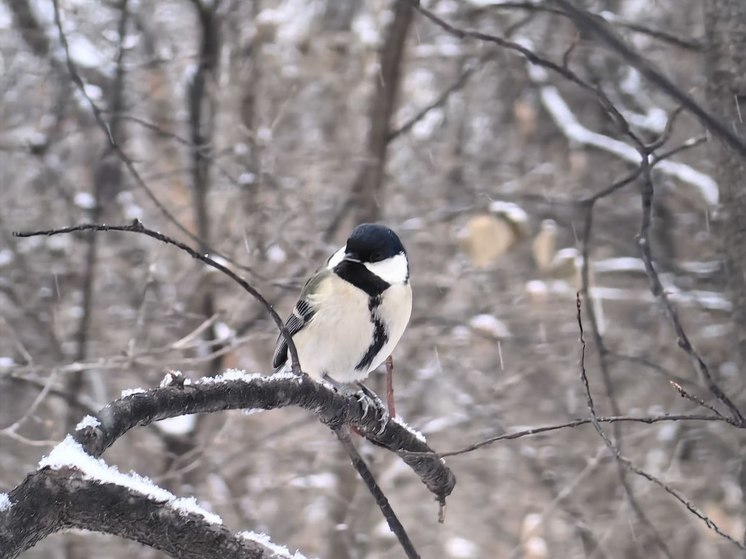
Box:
272, 224, 412, 388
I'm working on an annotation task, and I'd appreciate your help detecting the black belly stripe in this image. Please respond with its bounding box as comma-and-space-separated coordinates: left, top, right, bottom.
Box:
355, 314, 388, 372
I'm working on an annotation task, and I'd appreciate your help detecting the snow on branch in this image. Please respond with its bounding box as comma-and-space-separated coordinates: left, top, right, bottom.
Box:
39, 435, 222, 524
0, 467, 284, 559
0, 370, 455, 558
77, 370, 455, 501
527, 63, 718, 206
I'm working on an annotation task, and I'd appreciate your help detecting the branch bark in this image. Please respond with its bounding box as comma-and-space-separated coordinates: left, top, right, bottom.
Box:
0, 373, 456, 557
2, 469, 269, 559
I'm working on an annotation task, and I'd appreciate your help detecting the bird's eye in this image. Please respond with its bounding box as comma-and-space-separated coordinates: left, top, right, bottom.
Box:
370, 251, 383, 262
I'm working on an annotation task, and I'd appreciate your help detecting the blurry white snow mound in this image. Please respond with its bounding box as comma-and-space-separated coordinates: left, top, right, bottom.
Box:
267, 244, 287, 263
74, 192, 96, 209
116, 191, 143, 220
352, 11, 379, 47
155, 415, 197, 436
488, 200, 529, 229
469, 314, 511, 338
413, 107, 444, 140
593, 257, 646, 274
290, 473, 336, 489
446, 536, 479, 558
82, 83, 103, 101
401, 217, 424, 230
256, 0, 316, 48
214, 321, 234, 341
525, 280, 549, 303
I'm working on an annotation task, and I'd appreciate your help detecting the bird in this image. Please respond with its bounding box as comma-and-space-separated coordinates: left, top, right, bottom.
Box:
272, 223, 412, 392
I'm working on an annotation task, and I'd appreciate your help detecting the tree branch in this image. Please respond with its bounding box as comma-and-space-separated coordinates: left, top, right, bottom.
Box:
13, 221, 302, 374
0, 371, 455, 557
549, 0, 746, 158
1, 469, 274, 559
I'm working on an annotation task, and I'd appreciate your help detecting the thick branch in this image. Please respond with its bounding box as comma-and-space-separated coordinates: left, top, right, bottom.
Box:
0, 372, 455, 557
73, 373, 455, 500
1, 468, 272, 559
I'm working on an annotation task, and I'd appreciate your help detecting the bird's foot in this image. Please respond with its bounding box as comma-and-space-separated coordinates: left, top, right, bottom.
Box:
321, 374, 389, 435
355, 382, 389, 436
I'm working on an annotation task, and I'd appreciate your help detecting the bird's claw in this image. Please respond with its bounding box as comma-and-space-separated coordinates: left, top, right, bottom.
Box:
355, 383, 389, 436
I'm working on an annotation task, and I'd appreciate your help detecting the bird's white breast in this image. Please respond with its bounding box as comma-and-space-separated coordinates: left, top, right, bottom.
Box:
292, 274, 373, 381
292, 276, 412, 383
365, 282, 412, 374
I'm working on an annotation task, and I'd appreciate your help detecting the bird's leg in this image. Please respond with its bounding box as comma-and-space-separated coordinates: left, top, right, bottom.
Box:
356, 382, 389, 435
385, 355, 396, 418
321, 374, 389, 435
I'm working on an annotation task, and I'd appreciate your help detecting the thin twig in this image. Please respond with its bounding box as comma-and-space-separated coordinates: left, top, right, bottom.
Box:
549, 0, 746, 157
50, 0, 261, 278
577, 294, 743, 550
669, 381, 727, 420
400, 413, 728, 459
576, 293, 674, 558
388, 60, 477, 142
635, 150, 744, 425
12, 222, 301, 373
472, 2, 703, 51
334, 426, 420, 559
385, 355, 397, 418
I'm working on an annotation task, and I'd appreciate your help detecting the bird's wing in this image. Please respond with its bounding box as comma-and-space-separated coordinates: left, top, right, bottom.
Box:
271, 269, 328, 369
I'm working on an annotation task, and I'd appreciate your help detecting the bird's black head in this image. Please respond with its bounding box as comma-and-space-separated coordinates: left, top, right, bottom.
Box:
345, 223, 406, 264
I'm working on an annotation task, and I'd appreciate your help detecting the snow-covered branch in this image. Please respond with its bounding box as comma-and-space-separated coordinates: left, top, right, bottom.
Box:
1, 467, 293, 559
0, 370, 456, 558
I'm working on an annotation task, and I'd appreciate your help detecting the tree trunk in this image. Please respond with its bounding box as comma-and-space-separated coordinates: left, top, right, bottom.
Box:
706, 0, 746, 362
326, 0, 413, 240
705, 0, 746, 549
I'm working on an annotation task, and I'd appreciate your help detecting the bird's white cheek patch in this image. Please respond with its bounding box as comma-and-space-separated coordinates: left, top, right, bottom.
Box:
326, 246, 346, 269
365, 252, 409, 284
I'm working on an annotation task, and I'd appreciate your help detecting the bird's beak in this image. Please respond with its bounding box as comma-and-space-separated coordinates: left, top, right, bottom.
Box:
343, 252, 361, 263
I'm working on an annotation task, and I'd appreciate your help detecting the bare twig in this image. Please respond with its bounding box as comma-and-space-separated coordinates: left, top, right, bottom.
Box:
412, 1, 639, 140
50, 0, 261, 279
472, 2, 703, 51
635, 150, 744, 424
335, 426, 420, 559
385, 354, 396, 418
577, 294, 743, 550
576, 293, 675, 558
388, 59, 477, 142
669, 381, 727, 419
12, 222, 301, 374
402, 413, 728, 459
549, 0, 746, 157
